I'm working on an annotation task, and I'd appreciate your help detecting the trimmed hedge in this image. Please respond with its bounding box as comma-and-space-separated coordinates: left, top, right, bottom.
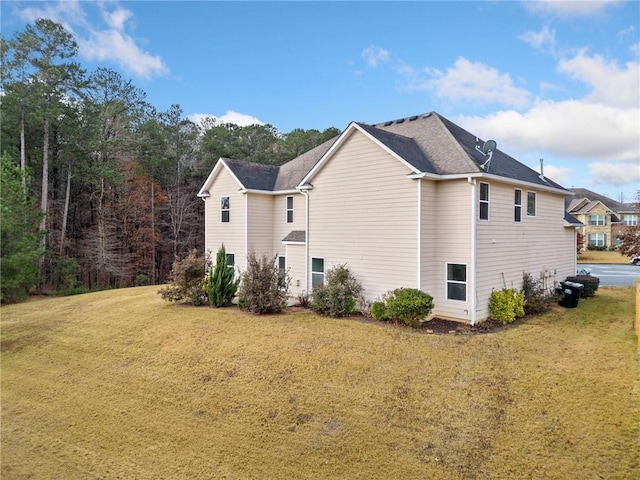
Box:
372, 288, 434, 328
564, 275, 600, 298
489, 288, 525, 324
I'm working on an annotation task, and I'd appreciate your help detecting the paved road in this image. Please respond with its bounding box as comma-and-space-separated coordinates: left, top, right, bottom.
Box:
579, 264, 640, 286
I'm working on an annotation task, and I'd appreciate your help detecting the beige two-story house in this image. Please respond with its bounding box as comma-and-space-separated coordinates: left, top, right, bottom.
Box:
566, 188, 638, 250
199, 112, 577, 324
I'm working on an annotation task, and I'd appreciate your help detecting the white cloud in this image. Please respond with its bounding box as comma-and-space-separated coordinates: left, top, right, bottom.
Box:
362, 45, 390, 68
189, 111, 264, 127
558, 51, 639, 108
525, 1, 621, 17
403, 57, 531, 108
18, 1, 168, 79
542, 164, 572, 184
458, 100, 639, 162
519, 25, 556, 51
589, 162, 640, 186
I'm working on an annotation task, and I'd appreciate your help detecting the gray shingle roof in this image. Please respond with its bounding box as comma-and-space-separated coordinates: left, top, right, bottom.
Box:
219, 112, 569, 193
282, 230, 306, 243
565, 188, 634, 213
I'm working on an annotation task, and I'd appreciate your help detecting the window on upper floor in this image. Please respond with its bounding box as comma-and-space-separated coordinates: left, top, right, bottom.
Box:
589, 214, 605, 226
514, 189, 522, 222
221, 196, 230, 223
479, 182, 489, 220
446, 263, 467, 302
622, 214, 638, 226
527, 191, 536, 217
286, 196, 294, 223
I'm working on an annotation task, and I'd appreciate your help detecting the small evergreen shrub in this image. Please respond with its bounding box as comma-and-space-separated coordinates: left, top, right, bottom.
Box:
370, 301, 389, 321
564, 275, 600, 298
238, 252, 289, 314
383, 288, 434, 328
521, 272, 554, 315
586, 245, 606, 251
489, 288, 525, 324
207, 245, 239, 307
158, 249, 208, 305
135, 273, 149, 286
311, 264, 362, 317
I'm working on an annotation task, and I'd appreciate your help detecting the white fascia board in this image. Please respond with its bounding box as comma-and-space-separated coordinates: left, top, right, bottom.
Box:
297, 122, 422, 188
197, 158, 246, 197
282, 241, 306, 246
444, 172, 569, 196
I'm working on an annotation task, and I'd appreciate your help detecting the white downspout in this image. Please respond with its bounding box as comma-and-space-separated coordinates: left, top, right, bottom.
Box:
417, 178, 422, 290
300, 189, 310, 294
468, 177, 477, 325
244, 192, 249, 269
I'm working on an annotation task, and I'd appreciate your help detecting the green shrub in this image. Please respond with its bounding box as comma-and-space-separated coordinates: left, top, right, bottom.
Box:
238, 252, 289, 314
135, 273, 149, 286
564, 275, 600, 298
158, 250, 208, 305
311, 264, 362, 317
371, 301, 389, 321
489, 288, 525, 324
383, 288, 434, 328
207, 244, 239, 307
521, 272, 555, 315
586, 245, 606, 251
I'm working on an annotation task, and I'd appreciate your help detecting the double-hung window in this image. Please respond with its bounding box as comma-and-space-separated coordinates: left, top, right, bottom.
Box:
588, 233, 605, 247
221, 196, 230, 223
622, 215, 638, 226
446, 263, 467, 302
311, 258, 325, 289
225, 253, 235, 268
527, 191, 536, 217
514, 189, 522, 222
589, 214, 605, 226
286, 196, 294, 223
479, 183, 489, 220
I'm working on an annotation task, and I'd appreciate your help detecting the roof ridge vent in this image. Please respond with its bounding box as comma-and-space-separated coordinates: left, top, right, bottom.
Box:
409, 115, 418, 121
384, 121, 393, 126
395, 118, 405, 124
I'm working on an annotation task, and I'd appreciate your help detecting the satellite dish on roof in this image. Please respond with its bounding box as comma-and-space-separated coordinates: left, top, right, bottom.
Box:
482, 140, 497, 154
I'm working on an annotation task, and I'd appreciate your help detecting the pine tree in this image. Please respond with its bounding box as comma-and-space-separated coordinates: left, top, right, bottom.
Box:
207, 244, 238, 307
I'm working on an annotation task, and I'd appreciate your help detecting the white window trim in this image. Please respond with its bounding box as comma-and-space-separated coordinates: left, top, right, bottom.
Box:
225, 252, 235, 268
221, 195, 230, 223
286, 195, 294, 223
311, 257, 325, 289
446, 262, 468, 302
479, 182, 489, 221
588, 233, 605, 247
589, 214, 605, 226
622, 215, 638, 226
527, 191, 537, 217
514, 189, 522, 223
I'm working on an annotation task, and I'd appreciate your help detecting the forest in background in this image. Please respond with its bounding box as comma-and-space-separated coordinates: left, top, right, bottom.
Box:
0, 19, 338, 301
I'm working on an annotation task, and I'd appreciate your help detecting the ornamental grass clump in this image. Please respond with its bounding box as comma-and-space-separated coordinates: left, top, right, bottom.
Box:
489, 288, 525, 324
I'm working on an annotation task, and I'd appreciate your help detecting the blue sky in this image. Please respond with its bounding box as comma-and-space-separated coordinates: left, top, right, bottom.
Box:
2, 1, 639, 202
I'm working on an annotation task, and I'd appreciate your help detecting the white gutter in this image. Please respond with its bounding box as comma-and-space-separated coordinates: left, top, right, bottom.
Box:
244, 193, 249, 269
468, 177, 477, 326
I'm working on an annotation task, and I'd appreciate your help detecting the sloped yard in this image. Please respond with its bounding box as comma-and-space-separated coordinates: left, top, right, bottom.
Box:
1, 286, 638, 479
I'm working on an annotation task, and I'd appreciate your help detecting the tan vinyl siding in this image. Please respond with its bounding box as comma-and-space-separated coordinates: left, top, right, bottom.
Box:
273, 193, 305, 247
203, 168, 246, 267
307, 130, 418, 300
420, 179, 438, 295
285, 244, 306, 298
475, 182, 575, 320
432, 180, 473, 321
247, 194, 274, 256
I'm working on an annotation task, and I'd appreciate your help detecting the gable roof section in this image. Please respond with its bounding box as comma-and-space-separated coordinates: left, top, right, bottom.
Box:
200, 112, 571, 196
198, 158, 247, 197
566, 188, 634, 213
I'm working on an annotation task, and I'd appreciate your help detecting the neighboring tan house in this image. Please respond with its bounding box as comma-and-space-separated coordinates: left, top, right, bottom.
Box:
565, 188, 638, 250
199, 112, 577, 324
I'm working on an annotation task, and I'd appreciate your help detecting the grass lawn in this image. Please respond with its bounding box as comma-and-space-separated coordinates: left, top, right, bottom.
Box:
2, 286, 639, 479
577, 250, 631, 264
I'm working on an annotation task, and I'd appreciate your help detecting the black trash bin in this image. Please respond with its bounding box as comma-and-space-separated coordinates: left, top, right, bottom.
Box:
558, 281, 583, 308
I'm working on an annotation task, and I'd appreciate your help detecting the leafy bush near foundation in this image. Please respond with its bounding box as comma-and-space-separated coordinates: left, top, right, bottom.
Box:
311, 264, 362, 317
521, 272, 555, 315
383, 288, 434, 328
238, 252, 289, 314
489, 288, 525, 324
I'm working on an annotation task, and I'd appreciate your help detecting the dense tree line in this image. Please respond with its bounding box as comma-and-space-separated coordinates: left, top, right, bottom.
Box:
0, 19, 338, 302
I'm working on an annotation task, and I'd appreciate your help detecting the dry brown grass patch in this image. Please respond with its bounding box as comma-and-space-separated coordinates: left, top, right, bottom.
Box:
2, 286, 639, 479
578, 250, 630, 264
